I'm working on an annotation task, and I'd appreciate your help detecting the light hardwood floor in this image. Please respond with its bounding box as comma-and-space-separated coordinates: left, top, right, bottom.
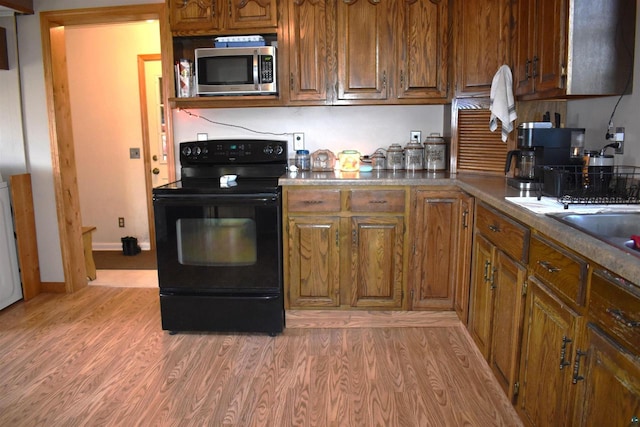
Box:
0, 284, 522, 426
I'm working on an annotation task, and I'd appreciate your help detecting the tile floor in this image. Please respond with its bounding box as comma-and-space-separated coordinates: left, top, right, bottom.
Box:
89, 269, 158, 288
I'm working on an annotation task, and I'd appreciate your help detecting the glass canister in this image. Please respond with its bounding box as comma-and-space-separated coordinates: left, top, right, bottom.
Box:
338, 150, 361, 171
294, 149, 310, 171
385, 144, 404, 171
371, 150, 386, 170
424, 133, 447, 171
404, 141, 424, 170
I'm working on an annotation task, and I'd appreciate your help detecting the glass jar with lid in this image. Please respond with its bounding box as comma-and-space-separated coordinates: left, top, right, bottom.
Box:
371, 150, 386, 170
404, 141, 424, 171
294, 149, 310, 171
385, 144, 404, 171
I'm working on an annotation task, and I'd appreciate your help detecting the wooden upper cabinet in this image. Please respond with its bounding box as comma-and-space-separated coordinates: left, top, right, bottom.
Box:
170, 0, 221, 33
168, 0, 277, 34
514, 0, 567, 98
227, 0, 278, 30
287, 0, 331, 102
397, 0, 449, 100
335, 0, 394, 102
454, 0, 512, 97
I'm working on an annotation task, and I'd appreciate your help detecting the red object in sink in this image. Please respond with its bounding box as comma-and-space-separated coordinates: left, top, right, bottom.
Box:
632, 235, 640, 249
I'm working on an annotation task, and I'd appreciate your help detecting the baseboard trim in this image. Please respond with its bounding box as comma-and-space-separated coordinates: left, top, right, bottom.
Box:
92, 242, 151, 251
41, 282, 67, 293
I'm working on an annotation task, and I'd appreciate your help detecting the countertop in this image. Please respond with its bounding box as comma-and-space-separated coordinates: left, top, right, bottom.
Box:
279, 170, 640, 285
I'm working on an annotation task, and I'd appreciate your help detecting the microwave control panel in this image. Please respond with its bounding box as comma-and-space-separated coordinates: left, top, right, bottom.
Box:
260, 55, 274, 84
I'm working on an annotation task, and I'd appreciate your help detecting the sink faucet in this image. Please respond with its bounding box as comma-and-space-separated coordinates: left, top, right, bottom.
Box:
599, 142, 620, 156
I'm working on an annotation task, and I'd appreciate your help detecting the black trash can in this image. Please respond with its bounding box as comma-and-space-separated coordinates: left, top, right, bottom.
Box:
121, 236, 141, 256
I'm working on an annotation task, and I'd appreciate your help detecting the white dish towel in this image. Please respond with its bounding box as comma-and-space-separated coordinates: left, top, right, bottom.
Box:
489, 65, 517, 142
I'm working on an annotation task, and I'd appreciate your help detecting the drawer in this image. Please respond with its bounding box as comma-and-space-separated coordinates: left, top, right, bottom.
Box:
529, 235, 588, 307
287, 189, 341, 212
589, 269, 640, 353
348, 189, 405, 213
475, 203, 529, 262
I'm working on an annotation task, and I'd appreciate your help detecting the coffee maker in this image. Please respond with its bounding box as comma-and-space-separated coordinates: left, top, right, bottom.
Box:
505, 122, 585, 190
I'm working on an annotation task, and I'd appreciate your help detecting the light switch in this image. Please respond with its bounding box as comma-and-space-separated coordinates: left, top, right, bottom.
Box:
130, 148, 141, 159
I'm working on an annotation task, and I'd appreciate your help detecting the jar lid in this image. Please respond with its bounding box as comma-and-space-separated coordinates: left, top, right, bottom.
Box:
387, 143, 403, 151
404, 141, 423, 149
296, 149, 310, 155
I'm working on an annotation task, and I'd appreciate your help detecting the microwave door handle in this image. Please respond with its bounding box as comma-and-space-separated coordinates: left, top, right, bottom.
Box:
253, 50, 259, 89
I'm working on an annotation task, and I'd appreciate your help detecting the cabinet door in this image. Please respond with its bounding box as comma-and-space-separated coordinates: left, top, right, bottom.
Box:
574, 325, 640, 427
350, 216, 404, 308
287, 216, 340, 308
287, 0, 330, 102
411, 190, 462, 310
455, 0, 512, 97
336, 0, 393, 101
468, 233, 495, 360
517, 277, 582, 427
226, 0, 278, 31
532, 0, 567, 95
489, 249, 526, 402
454, 195, 474, 323
514, 0, 535, 96
397, 0, 449, 100
169, 0, 221, 33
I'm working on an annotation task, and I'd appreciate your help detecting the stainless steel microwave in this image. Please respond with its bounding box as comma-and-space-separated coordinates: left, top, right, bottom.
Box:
195, 46, 277, 96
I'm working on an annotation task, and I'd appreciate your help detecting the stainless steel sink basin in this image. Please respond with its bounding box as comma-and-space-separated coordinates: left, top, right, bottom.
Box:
548, 212, 640, 256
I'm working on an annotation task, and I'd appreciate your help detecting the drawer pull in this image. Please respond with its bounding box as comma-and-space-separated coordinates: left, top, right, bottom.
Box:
483, 260, 491, 282
488, 224, 501, 233
537, 260, 561, 273
368, 200, 388, 204
606, 308, 640, 327
303, 200, 324, 205
629, 416, 639, 426
559, 336, 572, 370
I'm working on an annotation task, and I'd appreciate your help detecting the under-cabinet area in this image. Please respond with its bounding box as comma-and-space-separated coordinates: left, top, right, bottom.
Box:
280, 174, 640, 427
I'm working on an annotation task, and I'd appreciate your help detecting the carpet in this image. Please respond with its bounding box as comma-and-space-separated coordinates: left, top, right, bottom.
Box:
93, 250, 157, 270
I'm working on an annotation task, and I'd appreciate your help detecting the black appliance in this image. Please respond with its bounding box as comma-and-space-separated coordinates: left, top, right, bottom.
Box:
505, 122, 585, 190
153, 139, 288, 335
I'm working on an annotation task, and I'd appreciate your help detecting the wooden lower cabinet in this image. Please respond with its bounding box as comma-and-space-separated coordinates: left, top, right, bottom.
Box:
468, 233, 526, 399
573, 325, 640, 427
284, 186, 407, 309
350, 216, 404, 308
517, 276, 584, 427
410, 189, 474, 312
287, 216, 340, 307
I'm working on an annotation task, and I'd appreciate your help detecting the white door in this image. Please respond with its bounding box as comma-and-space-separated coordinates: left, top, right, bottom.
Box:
144, 60, 169, 187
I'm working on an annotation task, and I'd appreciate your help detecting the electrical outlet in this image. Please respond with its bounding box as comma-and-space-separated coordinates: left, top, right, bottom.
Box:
129, 148, 140, 159
614, 127, 625, 154
293, 133, 305, 151
197, 133, 208, 141
118, 217, 125, 228
410, 131, 421, 142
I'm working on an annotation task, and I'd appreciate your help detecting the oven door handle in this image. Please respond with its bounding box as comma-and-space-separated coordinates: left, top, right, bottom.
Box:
153, 193, 280, 204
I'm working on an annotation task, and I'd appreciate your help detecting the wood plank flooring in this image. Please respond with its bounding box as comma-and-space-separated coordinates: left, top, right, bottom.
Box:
0, 286, 522, 426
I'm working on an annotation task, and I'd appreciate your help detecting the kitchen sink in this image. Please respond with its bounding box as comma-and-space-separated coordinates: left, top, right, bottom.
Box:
548, 212, 640, 256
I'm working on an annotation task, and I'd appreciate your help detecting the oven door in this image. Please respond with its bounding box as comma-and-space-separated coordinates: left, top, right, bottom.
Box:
153, 191, 282, 294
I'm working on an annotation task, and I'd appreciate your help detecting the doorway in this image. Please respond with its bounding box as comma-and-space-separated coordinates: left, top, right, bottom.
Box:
40, 5, 174, 293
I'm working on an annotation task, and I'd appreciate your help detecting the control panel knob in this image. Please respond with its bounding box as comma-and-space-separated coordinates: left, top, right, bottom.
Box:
263, 145, 274, 155
182, 146, 192, 156
194, 146, 202, 156
274, 144, 284, 155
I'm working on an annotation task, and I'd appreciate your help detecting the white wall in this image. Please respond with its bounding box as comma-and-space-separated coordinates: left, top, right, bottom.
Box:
566, 7, 640, 166
0, 15, 27, 179
172, 105, 446, 174
66, 21, 160, 250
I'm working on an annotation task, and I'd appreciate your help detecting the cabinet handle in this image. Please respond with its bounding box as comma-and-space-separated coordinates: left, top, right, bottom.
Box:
606, 308, 640, 328
629, 416, 639, 426
368, 200, 387, 204
537, 260, 560, 273
572, 349, 587, 384
559, 336, 572, 370
462, 210, 469, 229
532, 56, 539, 78
488, 224, 500, 233
352, 229, 357, 245
483, 260, 491, 282
290, 73, 294, 91
400, 69, 404, 86
490, 267, 497, 290
382, 71, 387, 90
524, 59, 531, 79
302, 200, 323, 205
336, 230, 339, 246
